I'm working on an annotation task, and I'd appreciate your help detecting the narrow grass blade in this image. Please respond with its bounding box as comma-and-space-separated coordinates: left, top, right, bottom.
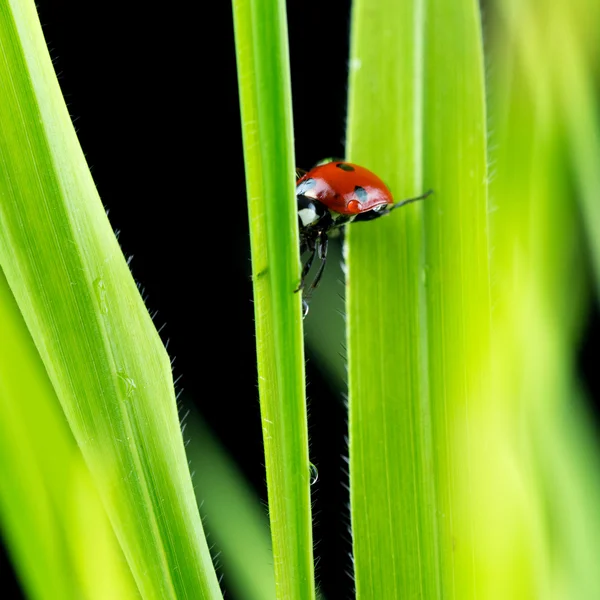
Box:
0, 2, 220, 597
347, 0, 489, 596
346, 0, 437, 596
231, 0, 315, 598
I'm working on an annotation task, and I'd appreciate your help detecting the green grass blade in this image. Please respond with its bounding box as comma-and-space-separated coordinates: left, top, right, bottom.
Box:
187, 413, 276, 600
231, 0, 315, 598
549, 1, 600, 299
66, 455, 140, 600
494, 0, 600, 301
421, 0, 490, 594
484, 34, 561, 594
347, 0, 489, 596
0, 269, 81, 600
487, 0, 600, 595
0, 268, 138, 600
0, 2, 220, 597
346, 0, 437, 596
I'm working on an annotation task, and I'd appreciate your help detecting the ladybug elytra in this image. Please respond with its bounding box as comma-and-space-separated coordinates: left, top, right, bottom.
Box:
295, 160, 431, 315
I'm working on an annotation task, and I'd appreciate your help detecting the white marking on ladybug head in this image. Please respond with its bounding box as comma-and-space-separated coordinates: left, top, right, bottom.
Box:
299, 207, 318, 227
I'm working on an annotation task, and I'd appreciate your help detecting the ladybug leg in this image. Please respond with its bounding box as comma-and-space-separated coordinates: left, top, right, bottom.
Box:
295, 239, 317, 293
300, 234, 328, 318
306, 234, 329, 296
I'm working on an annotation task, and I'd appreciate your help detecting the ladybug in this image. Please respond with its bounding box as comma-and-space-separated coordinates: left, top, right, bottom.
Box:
295, 159, 431, 314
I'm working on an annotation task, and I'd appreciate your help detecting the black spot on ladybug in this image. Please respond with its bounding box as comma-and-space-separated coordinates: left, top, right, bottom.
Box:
336, 163, 355, 172
354, 186, 369, 203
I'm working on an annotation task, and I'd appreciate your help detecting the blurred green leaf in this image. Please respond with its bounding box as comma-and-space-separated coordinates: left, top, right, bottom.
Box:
0, 268, 138, 600
188, 414, 276, 600
484, 0, 600, 596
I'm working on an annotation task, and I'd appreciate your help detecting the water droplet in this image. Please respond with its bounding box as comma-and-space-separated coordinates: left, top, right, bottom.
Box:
350, 58, 362, 71
309, 462, 319, 485
93, 277, 109, 314
117, 370, 137, 399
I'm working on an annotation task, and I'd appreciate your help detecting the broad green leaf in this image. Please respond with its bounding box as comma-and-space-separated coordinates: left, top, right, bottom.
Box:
0, 2, 220, 597
346, 0, 489, 596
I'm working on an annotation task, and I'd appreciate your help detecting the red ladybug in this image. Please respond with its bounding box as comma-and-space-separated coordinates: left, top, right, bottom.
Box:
296, 160, 430, 314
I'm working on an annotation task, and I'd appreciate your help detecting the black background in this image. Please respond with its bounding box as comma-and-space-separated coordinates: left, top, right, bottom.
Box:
2, 1, 600, 599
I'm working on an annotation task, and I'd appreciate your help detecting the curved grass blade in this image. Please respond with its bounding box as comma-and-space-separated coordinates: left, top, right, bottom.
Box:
0, 2, 220, 597
231, 0, 315, 598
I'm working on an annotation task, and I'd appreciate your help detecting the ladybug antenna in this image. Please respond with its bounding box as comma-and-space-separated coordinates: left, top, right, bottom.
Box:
390, 189, 433, 211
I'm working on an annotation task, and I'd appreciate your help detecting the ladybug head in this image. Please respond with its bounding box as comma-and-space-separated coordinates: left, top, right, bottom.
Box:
297, 193, 329, 232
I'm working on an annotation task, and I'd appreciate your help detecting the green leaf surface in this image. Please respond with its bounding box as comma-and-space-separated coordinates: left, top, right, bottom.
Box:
421, 0, 490, 594
0, 2, 220, 597
0, 267, 138, 600
346, 0, 489, 596
231, 0, 315, 598
346, 0, 435, 596
0, 269, 82, 600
